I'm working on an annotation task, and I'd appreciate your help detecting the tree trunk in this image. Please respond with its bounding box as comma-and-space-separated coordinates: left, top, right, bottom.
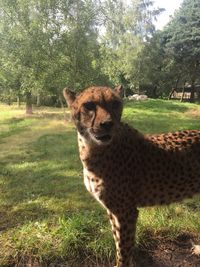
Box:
36, 94, 41, 107
7, 96, 11, 105
197, 87, 200, 101
26, 91, 33, 114
152, 86, 157, 98
59, 94, 69, 121
180, 81, 186, 102
123, 87, 126, 98
168, 78, 179, 100
58, 94, 64, 109
180, 88, 185, 102
189, 81, 195, 103
168, 88, 176, 100
17, 95, 21, 107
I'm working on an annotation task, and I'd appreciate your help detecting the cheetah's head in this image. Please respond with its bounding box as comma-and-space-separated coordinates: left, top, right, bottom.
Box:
63, 86, 123, 145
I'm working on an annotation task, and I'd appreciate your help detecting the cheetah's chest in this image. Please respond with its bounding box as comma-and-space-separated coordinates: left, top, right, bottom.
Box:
83, 168, 106, 208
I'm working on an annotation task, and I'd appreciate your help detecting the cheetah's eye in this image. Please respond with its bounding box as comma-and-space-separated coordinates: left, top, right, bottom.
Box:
83, 101, 96, 111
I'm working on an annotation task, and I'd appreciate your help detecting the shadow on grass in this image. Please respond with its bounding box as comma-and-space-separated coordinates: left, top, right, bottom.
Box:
0, 109, 70, 141
0, 130, 97, 231
0, 117, 32, 140
31, 111, 70, 120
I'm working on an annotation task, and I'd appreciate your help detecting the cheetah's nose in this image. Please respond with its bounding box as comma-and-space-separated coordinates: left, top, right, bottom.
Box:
100, 120, 114, 131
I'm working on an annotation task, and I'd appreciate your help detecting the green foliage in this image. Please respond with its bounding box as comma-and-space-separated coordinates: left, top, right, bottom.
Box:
131, 32, 166, 96
164, 0, 200, 79
0, 0, 107, 105
137, 0, 200, 97
160, 0, 200, 101
0, 0, 200, 104
99, 0, 164, 89
0, 0, 165, 104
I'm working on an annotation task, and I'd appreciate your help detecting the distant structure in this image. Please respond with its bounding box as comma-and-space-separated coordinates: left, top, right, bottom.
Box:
128, 94, 148, 101
169, 84, 200, 102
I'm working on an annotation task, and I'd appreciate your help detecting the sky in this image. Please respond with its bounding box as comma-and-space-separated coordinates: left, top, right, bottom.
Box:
153, 0, 183, 29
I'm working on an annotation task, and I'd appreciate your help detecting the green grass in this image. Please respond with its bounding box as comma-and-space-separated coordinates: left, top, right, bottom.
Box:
0, 100, 200, 266
123, 99, 200, 133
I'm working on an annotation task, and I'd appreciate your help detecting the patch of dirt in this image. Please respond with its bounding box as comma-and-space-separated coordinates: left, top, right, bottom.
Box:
135, 233, 200, 267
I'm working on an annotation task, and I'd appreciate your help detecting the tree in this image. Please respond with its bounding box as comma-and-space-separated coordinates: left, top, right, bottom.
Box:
99, 0, 164, 93
132, 0, 200, 99
162, 0, 200, 102
0, 0, 60, 113
0, 0, 106, 112
132, 31, 165, 97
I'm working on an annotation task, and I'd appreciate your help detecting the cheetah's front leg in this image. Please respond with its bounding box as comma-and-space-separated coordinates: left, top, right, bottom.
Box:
107, 208, 139, 267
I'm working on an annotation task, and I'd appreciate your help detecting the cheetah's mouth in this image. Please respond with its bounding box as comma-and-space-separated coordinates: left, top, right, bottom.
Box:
89, 129, 112, 144
94, 134, 111, 142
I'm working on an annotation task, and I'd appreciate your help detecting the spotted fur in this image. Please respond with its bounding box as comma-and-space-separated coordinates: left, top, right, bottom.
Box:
63, 86, 200, 267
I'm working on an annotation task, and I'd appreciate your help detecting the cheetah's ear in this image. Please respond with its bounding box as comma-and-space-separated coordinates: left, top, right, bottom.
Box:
63, 88, 76, 107
114, 85, 124, 98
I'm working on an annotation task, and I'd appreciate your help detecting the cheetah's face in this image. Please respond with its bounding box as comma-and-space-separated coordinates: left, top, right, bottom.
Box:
63, 86, 123, 145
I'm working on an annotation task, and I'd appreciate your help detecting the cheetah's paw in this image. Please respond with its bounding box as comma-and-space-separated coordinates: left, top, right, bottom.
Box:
191, 244, 200, 256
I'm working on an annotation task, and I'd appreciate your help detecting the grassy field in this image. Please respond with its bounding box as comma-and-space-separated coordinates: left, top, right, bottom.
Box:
0, 100, 200, 266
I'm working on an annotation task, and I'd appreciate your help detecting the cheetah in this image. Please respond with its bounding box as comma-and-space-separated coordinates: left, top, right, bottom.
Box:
63, 85, 200, 267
